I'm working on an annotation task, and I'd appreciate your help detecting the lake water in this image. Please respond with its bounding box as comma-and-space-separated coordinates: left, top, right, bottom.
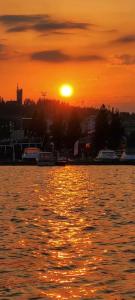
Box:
0, 166, 135, 300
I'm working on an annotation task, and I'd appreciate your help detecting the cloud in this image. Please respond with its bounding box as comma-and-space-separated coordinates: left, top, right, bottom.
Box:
33, 21, 89, 33
0, 14, 90, 34
7, 25, 30, 33
31, 50, 71, 62
115, 54, 135, 65
76, 54, 105, 62
31, 49, 105, 63
113, 34, 135, 44
0, 14, 49, 25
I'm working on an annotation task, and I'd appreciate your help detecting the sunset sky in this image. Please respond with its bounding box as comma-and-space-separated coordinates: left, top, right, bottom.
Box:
0, 0, 135, 111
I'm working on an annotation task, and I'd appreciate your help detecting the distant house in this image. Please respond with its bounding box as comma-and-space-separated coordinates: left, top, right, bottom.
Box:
74, 135, 93, 158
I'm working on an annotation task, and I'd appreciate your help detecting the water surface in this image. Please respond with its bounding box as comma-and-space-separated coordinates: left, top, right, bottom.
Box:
0, 166, 135, 299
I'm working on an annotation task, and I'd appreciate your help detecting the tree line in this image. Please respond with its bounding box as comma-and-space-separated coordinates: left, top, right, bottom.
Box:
92, 104, 125, 155
0, 99, 135, 154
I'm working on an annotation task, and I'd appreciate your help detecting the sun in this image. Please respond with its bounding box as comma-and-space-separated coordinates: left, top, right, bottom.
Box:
59, 84, 74, 98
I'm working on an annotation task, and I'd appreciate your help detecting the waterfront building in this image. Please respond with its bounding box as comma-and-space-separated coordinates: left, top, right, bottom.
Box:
16, 85, 23, 105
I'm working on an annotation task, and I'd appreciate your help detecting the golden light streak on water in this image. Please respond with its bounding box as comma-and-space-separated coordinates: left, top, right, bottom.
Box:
0, 166, 135, 299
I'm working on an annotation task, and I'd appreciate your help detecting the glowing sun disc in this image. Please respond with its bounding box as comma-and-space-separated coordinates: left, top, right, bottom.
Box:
60, 84, 73, 98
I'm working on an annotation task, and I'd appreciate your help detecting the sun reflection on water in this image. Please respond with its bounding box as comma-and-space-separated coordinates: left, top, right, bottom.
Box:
0, 166, 135, 299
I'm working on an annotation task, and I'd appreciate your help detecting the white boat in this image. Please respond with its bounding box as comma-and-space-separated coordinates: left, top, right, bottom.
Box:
95, 149, 118, 162
36, 152, 56, 166
22, 147, 40, 162
120, 151, 135, 162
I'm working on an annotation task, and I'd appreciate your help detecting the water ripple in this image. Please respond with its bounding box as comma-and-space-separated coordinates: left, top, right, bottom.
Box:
0, 166, 135, 299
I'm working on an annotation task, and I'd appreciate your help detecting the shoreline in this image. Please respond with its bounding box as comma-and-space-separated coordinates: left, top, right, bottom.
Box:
0, 160, 135, 166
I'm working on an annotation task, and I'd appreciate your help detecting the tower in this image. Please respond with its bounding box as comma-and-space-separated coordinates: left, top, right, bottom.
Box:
17, 84, 23, 105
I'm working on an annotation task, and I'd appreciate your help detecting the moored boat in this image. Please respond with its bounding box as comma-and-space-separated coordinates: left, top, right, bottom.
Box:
120, 151, 135, 163
36, 151, 56, 166
22, 147, 40, 163
95, 149, 119, 163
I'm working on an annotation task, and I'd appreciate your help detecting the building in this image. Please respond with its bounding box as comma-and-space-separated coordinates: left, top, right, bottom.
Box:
74, 135, 93, 158
81, 115, 96, 135
16, 85, 23, 105
0, 118, 11, 140
122, 118, 135, 136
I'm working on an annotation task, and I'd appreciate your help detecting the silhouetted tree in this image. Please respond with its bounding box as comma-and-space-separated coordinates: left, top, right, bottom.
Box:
66, 111, 82, 149
93, 104, 109, 154
31, 107, 47, 138
50, 116, 66, 150
109, 110, 124, 149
